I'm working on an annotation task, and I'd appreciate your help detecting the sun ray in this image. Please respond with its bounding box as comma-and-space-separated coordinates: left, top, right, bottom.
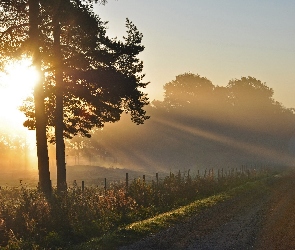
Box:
0, 58, 39, 171
154, 116, 295, 166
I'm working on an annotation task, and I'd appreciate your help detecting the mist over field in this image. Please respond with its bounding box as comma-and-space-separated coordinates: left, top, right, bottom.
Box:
1, 76, 295, 188
1, 74, 295, 187
59, 75, 295, 183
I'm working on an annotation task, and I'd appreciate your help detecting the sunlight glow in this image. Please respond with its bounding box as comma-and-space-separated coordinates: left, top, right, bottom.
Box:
0, 58, 39, 105
0, 58, 39, 127
0, 58, 38, 169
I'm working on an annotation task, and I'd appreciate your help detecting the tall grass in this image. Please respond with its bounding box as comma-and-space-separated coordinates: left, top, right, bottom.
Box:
0, 167, 272, 249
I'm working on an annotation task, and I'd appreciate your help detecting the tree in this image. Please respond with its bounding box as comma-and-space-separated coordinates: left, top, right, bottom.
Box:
30, 0, 52, 196
1, 0, 149, 192
226, 76, 274, 109
224, 76, 276, 131
52, 1, 66, 191
49, 0, 110, 190
19, 2, 149, 190
159, 73, 214, 111
0, 0, 51, 195
152, 73, 216, 124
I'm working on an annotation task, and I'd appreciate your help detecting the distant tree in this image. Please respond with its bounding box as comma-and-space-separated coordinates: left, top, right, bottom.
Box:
152, 73, 218, 125
74, 73, 295, 172
225, 77, 273, 129
223, 76, 295, 139
160, 73, 214, 110
0, 132, 29, 170
65, 133, 109, 166
226, 76, 274, 110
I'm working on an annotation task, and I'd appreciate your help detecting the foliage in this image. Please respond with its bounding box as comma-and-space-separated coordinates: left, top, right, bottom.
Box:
0, 1, 149, 141
0, 166, 273, 249
153, 74, 294, 124
0, 185, 137, 249
160, 73, 214, 110
1, 0, 149, 192
227, 76, 274, 107
86, 73, 295, 171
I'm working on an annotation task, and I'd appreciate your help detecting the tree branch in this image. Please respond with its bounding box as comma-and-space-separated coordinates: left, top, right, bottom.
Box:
0, 22, 29, 39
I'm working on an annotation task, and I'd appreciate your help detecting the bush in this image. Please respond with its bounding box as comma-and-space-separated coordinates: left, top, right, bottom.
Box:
0, 166, 271, 249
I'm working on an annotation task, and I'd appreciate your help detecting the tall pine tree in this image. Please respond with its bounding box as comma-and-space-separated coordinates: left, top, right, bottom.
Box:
12, 0, 150, 191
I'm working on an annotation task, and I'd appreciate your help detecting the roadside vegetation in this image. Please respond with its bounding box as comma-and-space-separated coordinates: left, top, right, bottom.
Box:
0, 166, 280, 249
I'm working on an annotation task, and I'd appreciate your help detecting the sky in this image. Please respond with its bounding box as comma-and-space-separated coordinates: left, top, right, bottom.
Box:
95, 0, 295, 108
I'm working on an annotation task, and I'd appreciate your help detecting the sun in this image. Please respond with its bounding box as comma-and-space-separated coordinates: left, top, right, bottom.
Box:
0, 58, 40, 130
0, 58, 39, 103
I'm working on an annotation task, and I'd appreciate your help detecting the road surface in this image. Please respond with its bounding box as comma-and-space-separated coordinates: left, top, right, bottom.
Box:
121, 172, 295, 250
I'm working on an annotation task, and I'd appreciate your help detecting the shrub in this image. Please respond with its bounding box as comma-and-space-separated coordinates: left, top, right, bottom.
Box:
0, 166, 271, 249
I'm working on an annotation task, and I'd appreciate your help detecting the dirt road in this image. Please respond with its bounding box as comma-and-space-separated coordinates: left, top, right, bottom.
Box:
121, 172, 295, 250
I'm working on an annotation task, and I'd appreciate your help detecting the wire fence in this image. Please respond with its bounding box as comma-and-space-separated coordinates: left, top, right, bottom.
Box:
73, 165, 271, 192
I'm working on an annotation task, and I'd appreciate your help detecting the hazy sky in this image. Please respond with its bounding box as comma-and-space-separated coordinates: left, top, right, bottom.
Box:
95, 1, 295, 108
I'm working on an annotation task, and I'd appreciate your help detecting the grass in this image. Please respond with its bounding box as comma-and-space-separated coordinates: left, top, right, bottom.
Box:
0, 166, 279, 249
72, 175, 275, 250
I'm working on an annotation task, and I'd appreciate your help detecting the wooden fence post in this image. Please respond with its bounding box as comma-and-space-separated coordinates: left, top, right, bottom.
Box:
82, 181, 84, 192
126, 173, 129, 189
178, 170, 181, 183
104, 178, 107, 193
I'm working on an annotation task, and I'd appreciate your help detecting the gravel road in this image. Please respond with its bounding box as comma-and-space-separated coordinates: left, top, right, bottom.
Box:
120, 172, 295, 250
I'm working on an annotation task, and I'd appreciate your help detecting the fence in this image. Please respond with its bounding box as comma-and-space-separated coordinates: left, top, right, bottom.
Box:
74, 165, 270, 192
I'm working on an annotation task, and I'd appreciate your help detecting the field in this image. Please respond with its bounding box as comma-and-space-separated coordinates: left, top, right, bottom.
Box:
0, 165, 280, 249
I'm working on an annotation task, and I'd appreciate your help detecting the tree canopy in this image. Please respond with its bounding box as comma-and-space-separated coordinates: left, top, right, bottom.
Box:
20, 16, 149, 142
160, 73, 214, 110
227, 76, 274, 109
0, 0, 149, 192
1, 0, 149, 141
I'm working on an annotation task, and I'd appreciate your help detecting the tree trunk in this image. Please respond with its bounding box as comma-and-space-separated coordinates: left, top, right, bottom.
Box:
53, 5, 67, 192
29, 0, 51, 196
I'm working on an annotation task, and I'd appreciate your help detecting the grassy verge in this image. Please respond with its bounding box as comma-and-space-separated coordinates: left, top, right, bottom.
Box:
73, 175, 275, 250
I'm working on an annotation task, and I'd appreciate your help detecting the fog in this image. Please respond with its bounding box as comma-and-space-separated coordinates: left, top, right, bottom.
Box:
1, 74, 295, 186
63, 75, 295, 177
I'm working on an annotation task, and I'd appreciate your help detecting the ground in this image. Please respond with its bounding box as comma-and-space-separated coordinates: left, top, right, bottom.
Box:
120, 172, 295, 250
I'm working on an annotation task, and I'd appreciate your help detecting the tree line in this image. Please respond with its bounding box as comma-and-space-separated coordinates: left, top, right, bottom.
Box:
72, 73, 295, 171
